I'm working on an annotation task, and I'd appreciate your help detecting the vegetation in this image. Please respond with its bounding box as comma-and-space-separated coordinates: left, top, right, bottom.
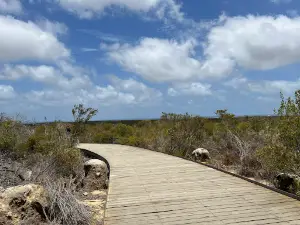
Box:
0, 105, 98, 225
75, 90, 300, 195
2, 90, 300, 204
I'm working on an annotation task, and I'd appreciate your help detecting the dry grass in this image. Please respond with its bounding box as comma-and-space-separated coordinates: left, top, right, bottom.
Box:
44, 179, 91, 225
0, 115, 94, 225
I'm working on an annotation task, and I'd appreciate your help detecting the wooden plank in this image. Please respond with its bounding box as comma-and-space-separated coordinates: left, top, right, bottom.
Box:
79, 144, 300, 225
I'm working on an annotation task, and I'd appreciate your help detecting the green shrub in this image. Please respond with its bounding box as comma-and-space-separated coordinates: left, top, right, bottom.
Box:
113, 124, 134, 137
53, 148, 84, 176
236, 122, 251, 133
203, 121, 215, 136
256, 145, 295, 175
92, 132, 114, 144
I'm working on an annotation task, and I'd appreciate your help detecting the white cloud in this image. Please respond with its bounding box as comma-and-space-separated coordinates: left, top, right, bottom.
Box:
104, 14, 300, 83
35, 19, 68, 37
105, 37, 234, 82
168, 82, 212, 96
0, 15, 70, 63
0, 0, 22, 14
81, 48, 98, 52
0, 64, 92, 90
204, 15, 300, 71
257, 96, 278, 102
0, 85, 16, 100
79, 86, 137, 106
248, 79, 300, 95
224, 76, 248, 89
22, 76, 162, 107
109, 75, 162, 102
78, 29, 127, 43
224, 76, 300, 96
106, 38, 203, 82
56, 0, 183, 21
25, 90, 83, 106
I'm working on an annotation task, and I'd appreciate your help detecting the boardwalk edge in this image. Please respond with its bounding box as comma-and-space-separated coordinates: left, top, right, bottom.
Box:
79, 145, 300, 202
79, 148, 111, 221
198, 161, 300, 201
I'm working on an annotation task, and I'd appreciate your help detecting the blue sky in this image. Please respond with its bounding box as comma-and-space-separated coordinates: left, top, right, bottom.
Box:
1, 0, 300, 121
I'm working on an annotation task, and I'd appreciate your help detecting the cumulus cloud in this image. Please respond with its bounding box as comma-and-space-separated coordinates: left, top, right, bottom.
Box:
109, 75, 162, 102
0, 0, 22, 14
24, 77, 162, 107
56, 0, 183, 21
104, 37, 234, 82
0, 85, 16, 100
248, 79, 300, 95
0, 64, 92, 90
205, 15, 300, 71
168, 82, 212, 96
111, 14, 300, 84
224, 76, 300, 96
105, 38, 203, 82
224, 76, 248, 89
35, 19, 68, 37
106, 14, 300, 84
0, 15, 70, 63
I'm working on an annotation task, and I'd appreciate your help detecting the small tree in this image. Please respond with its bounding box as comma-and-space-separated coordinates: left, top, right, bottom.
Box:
274, 90, 300, 154
215, 109, 235, 120
71, 104, 98, 139
257, 90, 300, 179
72, 104, 98, 123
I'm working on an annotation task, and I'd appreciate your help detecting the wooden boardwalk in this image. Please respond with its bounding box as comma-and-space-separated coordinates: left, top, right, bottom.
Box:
79, 144, 300, 225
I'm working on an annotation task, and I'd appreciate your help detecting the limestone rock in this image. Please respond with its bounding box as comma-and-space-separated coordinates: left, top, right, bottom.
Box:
18, 169, 32, 181
0, 184, 48, 225
81, 199, 105, 225
84, 159, 109, 190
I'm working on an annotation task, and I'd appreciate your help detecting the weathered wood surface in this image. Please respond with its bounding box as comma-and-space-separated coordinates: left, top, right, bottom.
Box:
79, 144, 300, 225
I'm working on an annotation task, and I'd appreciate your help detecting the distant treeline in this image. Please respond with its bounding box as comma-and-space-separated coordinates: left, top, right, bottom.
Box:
25, 115, 278, 126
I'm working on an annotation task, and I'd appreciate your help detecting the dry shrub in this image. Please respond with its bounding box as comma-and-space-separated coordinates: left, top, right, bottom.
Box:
27, 151, 84, 185
0, 114, 33, 156
44, 179, 91, 225
0, 116, 85, 187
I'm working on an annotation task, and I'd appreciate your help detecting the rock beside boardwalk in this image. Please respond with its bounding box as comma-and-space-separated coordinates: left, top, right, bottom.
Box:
192, 148, 210, 162
84, 159, 109, 190
274, 173, 300, 193
0, 184, 48, 225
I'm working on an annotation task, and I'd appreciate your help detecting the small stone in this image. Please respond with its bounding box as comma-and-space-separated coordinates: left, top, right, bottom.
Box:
18, 170, 32, 181
84, 159, 109, 190
91, 190, 106, 196
6, 211, 12, 219
83, 192, 89, 196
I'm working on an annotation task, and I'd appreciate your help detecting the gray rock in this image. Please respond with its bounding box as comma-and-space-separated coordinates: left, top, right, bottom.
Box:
192, 148, 210, 162
0, 184, 48, 224
18, 170, 32, 181
274, 173, 300, 193
84, 159, 109, 190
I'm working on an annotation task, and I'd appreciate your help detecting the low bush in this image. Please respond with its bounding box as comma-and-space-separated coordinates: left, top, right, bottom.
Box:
45, 179, 91, 225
